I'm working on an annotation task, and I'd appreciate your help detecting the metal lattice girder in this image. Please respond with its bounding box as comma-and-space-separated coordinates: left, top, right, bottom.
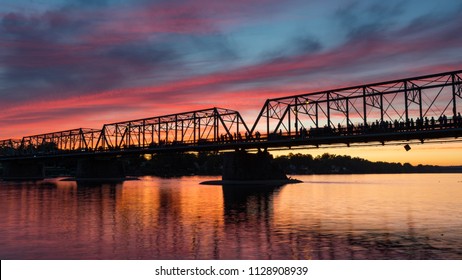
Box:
0, 139, 21, 149
0, 139, 22, 156
94, 107, 250, 150
251, 70, 462, 136
14, 128, 101, 155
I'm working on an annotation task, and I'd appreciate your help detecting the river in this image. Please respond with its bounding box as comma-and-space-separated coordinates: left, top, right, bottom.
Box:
1, 174, 461, 259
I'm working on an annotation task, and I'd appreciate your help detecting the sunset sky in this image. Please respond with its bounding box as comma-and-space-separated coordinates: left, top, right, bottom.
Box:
1, 0, 462, 165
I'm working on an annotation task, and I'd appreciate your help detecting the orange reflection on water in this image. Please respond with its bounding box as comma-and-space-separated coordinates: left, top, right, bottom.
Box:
114, 176, 225, 259
273, 174, 462, 259
1, 174, 462, 259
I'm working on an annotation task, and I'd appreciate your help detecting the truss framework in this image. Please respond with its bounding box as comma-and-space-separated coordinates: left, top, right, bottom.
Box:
251, 70, 462, 136
95, 107, 249, 150
0, 129, 101, 155
0, 108, 249, 156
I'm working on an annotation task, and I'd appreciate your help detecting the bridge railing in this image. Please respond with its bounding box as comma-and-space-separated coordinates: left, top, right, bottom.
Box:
252, 114, 462, 141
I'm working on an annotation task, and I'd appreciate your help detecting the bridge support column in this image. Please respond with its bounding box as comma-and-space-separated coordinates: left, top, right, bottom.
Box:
1, 161, 45, 180
222, 150, 287, 181
76, 158, 125, 180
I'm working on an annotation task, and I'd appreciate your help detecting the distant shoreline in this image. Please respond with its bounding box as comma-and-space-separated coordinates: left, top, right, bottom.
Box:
129, 152, 462, 177
2, 152, 461, 178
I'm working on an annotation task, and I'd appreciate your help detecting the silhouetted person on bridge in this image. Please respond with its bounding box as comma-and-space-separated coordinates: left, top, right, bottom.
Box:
416, 117, 423, 130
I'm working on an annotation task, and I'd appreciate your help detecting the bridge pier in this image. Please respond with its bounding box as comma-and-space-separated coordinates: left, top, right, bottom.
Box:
76, 158, 125, 180
222, 150, 287, 181
1, 160, 45, 180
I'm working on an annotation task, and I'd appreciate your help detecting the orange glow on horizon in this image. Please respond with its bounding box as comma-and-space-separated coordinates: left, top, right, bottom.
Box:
271, 141, 462, 166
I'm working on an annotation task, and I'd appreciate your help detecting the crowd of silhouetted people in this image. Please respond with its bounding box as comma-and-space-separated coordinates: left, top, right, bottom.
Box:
216, 112, 462, 141
309, 112, 462, 138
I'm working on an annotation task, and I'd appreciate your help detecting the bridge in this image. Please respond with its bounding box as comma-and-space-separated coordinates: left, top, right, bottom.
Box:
1, 69, 462, 180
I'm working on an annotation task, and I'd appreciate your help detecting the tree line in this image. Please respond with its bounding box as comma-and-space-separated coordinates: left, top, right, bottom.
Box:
127, 152, 459, 177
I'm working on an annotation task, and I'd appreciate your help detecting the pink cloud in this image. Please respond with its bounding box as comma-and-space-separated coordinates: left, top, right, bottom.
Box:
2, 2, 462, 140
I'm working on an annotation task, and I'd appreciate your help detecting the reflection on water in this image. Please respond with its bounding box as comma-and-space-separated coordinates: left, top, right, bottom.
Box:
0, 174, 461, 259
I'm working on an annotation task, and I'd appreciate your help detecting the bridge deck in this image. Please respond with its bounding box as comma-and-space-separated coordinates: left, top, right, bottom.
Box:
2, 122, 461, 160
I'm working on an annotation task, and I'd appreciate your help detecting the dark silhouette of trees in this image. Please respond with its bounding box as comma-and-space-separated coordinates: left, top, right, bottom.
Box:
135, 152, 454, 177
274, 153, 440, 174
32, 151, 458, 178
139, 152, 222, 177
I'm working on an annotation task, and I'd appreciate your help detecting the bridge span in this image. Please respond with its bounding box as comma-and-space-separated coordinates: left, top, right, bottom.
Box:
1, 70, 462, 179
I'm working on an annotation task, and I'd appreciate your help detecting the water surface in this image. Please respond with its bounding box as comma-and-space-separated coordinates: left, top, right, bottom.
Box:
1, 174, 461, 259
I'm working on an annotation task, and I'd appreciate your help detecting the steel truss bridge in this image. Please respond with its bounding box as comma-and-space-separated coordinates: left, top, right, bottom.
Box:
1, 69, 462, 160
